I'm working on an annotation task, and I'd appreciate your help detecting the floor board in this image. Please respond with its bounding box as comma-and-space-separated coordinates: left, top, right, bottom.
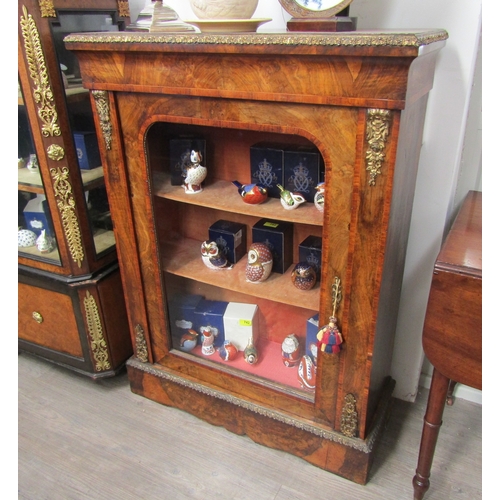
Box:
17, 354, 482, 499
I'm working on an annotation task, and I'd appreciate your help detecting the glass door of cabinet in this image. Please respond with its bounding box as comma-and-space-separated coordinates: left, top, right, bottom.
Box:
18, 82, 61, 265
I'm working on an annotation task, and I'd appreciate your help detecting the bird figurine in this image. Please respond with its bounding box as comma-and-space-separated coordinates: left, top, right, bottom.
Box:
314, 182, 325, 212
245, 242, 273, 283
200, 326, 216, 356
297, 354, 317, 391
232, 181, 268, 205
244, 339, 258, 365
200, 240, 233, 270
277, 184, 306, 210
291, 262, 317, 290
179, 329, 198, 352
218, 341, 238, 361
183, 150, 207, 194
36, 229, 55, 254
281, 333, 301, 367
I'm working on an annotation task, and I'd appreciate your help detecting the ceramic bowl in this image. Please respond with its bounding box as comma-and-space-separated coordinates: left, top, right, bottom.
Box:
190, 0, 259, 20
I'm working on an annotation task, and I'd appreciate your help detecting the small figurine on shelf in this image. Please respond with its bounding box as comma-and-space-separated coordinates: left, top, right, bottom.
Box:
244, 339, 258, 365
232, 181, 268, 205
183, 150, 207, 194
218, 341, 238, 361
179, 329, 198, 352
201, 326, 216, 355
277, 184, 306, 210
297, 354, 316, 391
281, 333, 301, 367
245, 242, 273, 283
200, 240, 233, 270
26, 153, 39, 174
18, 228, 37, 248
291, 262, 317, 290
18, 158, 26, 169
36, 229, 55, 253
314, 182, 325, 212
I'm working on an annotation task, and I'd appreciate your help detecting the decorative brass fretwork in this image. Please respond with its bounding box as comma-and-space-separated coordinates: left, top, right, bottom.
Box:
20, 6, 61, 138
365, 109, 391, 186
135, 324, 149, 363
38, 0, 56, 17
32, 311, 43, 324
92, 90, 112, 150
340, 393, 358, 437
50, 166, 85, 267
117, 1, 130, 18
83, 290, 111, 372
47, 144, 64, 161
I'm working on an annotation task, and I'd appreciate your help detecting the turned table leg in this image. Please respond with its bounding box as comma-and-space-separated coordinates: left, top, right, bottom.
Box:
412, 368, 450, 500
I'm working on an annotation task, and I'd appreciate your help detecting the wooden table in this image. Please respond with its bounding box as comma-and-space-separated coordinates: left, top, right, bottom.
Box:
413, 190, 482, 500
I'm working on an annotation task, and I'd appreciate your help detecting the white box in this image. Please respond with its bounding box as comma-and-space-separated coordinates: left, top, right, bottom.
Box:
223, 302, 259, 351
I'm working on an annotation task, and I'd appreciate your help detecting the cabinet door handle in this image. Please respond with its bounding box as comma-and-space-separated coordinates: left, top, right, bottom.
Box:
32, 311, 43, 324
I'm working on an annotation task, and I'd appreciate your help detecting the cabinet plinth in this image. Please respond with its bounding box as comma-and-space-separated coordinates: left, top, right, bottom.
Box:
66, 30, 447, 482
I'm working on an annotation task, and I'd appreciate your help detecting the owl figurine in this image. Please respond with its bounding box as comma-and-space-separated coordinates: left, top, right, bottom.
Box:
183, 150, 207, 194
245, 242, 273, 283
200, 240, 233, 270
291, 262, 317, 290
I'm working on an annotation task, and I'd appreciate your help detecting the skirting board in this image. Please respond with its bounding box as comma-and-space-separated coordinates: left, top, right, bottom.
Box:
419, 373, 482, 405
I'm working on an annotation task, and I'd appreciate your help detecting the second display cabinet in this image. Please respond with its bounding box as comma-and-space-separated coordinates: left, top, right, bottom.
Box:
66, 29, 447, 483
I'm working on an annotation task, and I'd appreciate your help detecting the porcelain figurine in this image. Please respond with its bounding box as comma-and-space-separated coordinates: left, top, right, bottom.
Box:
314, 182, 325, 212
297, 354, 316, 391
179, 329, 198, 352
18, 158, 26, 169
244, 339, 258, 365
18, 228, 37, 247
277, 184, 306, 210
232, 181, 268, 205
245, 242, 273, 283
183, 150, 207, 193
26, 153, 39, 174
201, 326, 216, 355
218, 341, 238, 361
281, 333, 301, 367
291, 262, 317, 290
36, 229, 55, 253
200, 240, 233, 270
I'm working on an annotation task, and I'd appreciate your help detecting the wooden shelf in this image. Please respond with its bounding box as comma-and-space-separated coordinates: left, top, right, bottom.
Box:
153, 172, 324, 227
162, 237, 320, 311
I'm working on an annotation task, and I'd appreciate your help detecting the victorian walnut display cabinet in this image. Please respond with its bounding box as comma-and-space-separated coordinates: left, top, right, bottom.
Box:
66, 28, 447, 481
17, 1, 134, 378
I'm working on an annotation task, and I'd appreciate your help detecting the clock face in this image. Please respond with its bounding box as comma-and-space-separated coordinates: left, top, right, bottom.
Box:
279, 0, 353, 17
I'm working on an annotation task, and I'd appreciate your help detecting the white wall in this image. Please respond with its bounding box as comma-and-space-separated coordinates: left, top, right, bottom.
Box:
129, 1, 482, 403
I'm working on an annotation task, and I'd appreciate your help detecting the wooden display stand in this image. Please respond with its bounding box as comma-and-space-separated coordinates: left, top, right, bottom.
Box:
66, 29, 447, 482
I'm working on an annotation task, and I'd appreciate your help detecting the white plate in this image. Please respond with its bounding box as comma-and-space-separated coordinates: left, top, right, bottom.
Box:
185, 18, 272, 34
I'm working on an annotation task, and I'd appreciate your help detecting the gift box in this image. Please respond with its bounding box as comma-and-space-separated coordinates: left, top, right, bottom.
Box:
208, 220, 247, 265
299, 235, 323, 282
194, 299, 228, 348
306, 313, 320, 362
252, 219, 293, 274
284, 146, 324, 203
73, 131, 101, 170
23, 194, 53, 237
223, 302, 259, 351
249, 142, 284, 199
169, 137, 206, 186
168, 294, 204, 348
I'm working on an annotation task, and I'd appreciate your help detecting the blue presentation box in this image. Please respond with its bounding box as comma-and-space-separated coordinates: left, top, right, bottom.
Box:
168, 294, 203, 348
249, 142, 285, 199
73, 132, 101, 170
306, 313, 320, 362
208, 220, 247, 265
252, 219, 293, 274
23, 194, 53, 237
194, 299, 229, 347
299, 235, 323, 282
284, 146, 324, 203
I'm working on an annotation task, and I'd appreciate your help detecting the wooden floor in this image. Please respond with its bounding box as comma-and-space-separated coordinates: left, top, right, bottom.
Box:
18, 353, 481, 500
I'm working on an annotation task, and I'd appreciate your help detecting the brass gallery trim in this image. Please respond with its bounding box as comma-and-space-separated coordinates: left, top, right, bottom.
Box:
127, 357, 391, 453
365, 109, 391, 186
47, 143, 65, 161
20, 6, 61, 137
92, 91, 113, 150
64, 30, 448, 48
135, 324, 149, 363
84, 290, 111, 372
340, 393, 358, 437
50, 166, 85, 267
37, 0, 55, 18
